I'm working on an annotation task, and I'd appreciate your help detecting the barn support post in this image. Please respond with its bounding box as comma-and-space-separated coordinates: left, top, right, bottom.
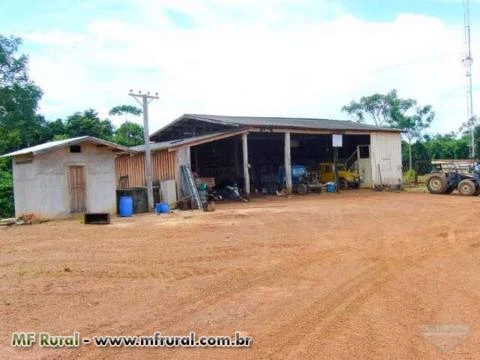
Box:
285, 132, 292, 194
242, 133, 250, 196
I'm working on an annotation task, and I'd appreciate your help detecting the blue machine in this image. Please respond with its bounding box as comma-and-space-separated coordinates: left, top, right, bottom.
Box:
278, 165, 307, 186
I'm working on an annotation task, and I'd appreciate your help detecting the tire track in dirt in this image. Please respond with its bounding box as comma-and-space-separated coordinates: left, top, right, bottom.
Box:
124, 210, 345, 330
260, 221, 465, 358
375, 220, 480, 358
381, 221, 480, 308
260, 261, 392, 359
43, 209, 329, 360
75, 246, 350, 360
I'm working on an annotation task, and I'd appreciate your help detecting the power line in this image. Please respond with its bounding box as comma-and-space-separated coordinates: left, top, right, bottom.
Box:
367, 47, 480, 74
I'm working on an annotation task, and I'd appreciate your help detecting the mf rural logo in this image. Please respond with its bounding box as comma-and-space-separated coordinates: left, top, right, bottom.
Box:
421, 324, 470, 352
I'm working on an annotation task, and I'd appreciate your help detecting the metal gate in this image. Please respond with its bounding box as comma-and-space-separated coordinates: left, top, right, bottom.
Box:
69, 166, 86, 213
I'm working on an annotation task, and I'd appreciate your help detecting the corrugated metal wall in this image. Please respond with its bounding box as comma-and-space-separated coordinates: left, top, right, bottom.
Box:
115, 150, 177, 188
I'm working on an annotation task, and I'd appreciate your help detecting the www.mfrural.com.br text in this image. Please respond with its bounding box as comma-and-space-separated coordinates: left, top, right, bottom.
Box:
11, 331, 252, 349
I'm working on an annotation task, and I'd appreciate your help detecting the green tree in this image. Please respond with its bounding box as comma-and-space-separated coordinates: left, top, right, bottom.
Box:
109, 105, 142, 118
0, 35, 47, 217
402, 134, 470, 174
64, 109, 114, 140
0, 159, 14, 218
391, 104, 435, 170
41, 118, 66, 141
460, 123, 480, 158
113, 121, 144, 147
343, 89, 434, 170
342, 90, 400, 127
0, 35, 43, 153
109, 104, 144, 146
423, 133, 469, 160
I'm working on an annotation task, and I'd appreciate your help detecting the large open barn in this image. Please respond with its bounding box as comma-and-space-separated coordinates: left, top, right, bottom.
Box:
116, 114, 402, 204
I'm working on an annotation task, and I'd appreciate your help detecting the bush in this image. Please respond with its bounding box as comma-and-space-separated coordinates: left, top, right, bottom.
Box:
0, 169, 14, 218
403, 169, 416, 184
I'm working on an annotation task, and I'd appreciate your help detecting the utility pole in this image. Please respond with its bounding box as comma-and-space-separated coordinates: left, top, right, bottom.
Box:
463, 0, 475, 158
129, 90, 159, 211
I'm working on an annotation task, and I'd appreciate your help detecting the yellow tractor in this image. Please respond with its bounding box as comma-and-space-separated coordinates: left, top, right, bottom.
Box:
318, 163, 360, 189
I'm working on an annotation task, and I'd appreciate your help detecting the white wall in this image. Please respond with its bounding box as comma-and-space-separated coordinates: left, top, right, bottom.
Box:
358, 158, 372, 188
370, 132, 403, 187
13, 142, 117, 218
175, 146, 191, 199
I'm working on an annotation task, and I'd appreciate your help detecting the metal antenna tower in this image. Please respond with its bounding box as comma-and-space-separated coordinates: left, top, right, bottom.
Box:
463, 0, 475, 158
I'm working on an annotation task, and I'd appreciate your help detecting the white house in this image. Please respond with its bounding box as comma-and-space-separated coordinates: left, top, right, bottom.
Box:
2, 136, 132, 219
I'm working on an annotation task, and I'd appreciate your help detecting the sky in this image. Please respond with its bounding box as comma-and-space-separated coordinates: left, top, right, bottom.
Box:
1, 0, 480, 135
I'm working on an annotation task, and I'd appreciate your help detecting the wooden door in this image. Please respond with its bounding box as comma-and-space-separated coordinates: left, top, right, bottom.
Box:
69, 166, 86, 213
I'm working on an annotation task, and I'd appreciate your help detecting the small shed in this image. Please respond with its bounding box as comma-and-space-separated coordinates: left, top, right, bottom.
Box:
2, 136, 132, 219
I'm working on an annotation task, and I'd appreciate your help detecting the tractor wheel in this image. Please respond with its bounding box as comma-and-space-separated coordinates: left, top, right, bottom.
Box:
338, 179, 348, 190
426, 175, 448, 194
458, 179, 476, 196
296, 183, 308, 195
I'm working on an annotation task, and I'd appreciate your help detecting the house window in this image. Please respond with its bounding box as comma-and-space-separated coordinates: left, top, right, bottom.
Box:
69, 145, 82, 153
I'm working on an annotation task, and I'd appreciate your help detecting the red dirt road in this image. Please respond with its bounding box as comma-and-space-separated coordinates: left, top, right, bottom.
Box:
1, 191, 480, 359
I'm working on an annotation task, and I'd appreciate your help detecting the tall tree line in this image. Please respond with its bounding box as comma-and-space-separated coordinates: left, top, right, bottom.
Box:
343, 90, 478, 173
0, 35, 144, 217
1, 35, 478, 216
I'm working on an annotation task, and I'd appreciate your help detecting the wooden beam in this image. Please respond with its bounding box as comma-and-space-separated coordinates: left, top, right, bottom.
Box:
168, 128, 252, 152
251, 128, 373, 136
242, 133, 250, 196
285, 132, 292, 194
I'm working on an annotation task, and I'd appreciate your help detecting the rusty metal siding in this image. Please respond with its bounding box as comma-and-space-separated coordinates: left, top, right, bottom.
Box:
152, 150, 177, 181
115, 150, 177, 188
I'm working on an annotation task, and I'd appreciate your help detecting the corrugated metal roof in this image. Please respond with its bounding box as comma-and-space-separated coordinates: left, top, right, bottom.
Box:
150, 114, 401, 140
132, 128, 249, 152
185, 114, 400, 131
1, 136, 134, 158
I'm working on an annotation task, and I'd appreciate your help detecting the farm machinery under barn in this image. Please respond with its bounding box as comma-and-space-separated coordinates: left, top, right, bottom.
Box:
278, 165, 323, 195
427, 162, 480, 196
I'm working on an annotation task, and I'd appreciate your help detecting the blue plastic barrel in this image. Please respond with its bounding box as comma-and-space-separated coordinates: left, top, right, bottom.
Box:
119, 196, 133, 217
326, 183, 336, 193
156, 202, 169, 214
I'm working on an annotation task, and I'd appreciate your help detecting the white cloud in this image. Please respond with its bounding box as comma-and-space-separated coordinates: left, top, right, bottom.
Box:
24, 31, 87, 47
23, 0, 480, 134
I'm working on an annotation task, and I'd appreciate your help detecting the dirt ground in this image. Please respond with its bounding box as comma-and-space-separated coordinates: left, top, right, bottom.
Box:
2, 191, 480, 359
